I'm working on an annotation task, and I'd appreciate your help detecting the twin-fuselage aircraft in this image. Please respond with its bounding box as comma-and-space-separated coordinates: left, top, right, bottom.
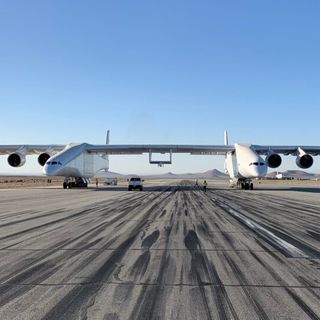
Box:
1, 131, 319, 189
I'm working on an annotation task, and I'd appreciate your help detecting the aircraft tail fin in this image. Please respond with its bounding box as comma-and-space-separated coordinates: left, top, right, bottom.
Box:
104, 130, 110, 169
106, 130, 110, 144
224, 130, 228, 145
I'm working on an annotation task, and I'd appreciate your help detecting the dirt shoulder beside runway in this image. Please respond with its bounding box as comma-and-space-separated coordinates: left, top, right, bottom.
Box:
0, 176, 64, 188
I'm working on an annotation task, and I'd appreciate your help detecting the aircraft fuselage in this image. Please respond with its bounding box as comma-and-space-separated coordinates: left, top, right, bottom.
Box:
44, 143, 109, 178
224, 144, 268, 185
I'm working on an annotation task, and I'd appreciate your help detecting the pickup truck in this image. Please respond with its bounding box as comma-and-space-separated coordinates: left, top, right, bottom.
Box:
128, 177, 143, 191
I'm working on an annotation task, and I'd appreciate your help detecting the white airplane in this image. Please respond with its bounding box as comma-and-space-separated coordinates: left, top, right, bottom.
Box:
0, 131, 319, 190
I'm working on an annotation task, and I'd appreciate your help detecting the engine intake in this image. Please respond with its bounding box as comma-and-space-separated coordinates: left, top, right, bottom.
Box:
8, 153, 26, 167
266, 153, 282, 168
296, 154, 313, 169
38, 153, 51, 166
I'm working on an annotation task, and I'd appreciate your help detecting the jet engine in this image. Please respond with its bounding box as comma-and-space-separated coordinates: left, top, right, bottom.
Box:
296, 154, 313, 169
7, 153, 26, 167
265, 153, 282, 168
38, 153, 51, 166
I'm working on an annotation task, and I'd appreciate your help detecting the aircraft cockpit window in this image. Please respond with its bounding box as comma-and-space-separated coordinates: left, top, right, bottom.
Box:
250, 162, 263, 166
47, 161, 62, 165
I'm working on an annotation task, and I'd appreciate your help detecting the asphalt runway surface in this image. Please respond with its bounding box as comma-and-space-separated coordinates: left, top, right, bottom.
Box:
0, 180, 319, 320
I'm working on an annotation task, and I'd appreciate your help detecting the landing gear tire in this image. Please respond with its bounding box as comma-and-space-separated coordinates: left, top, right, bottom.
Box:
63, 182, 67, 189
250, 183, 254, 190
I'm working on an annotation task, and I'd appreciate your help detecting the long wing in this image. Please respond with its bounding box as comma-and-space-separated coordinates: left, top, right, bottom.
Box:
1, 144, 320, 156
252, 145, 320, 156
86, 144, 234, 155
0, 145, 65, 155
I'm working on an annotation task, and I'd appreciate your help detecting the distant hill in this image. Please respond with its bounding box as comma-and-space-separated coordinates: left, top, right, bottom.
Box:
96, 169, 228, 180
98, 169, 320, 180
141, 170, 227, 179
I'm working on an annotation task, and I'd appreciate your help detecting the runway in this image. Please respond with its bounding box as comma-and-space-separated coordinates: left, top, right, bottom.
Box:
0, 180, 319, 320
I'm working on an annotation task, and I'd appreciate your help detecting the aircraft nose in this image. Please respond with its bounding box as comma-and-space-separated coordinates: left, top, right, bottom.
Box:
251, 166, 260, 177
253, 163, 267, 178
248, 160, 267, 178
43, 162, 62, 176
43, 164, 54, 176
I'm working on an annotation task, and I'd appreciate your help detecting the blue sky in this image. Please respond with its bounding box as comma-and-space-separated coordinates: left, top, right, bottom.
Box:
0, 1, 320, 174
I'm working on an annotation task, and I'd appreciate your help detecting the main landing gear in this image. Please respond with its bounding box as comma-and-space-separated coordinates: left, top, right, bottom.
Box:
238, 180, 253, 190
232, 179, 254, 190
63, 177, 89, 189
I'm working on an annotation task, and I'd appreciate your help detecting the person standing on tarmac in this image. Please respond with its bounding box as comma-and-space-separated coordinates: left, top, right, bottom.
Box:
203, 180, 208, 192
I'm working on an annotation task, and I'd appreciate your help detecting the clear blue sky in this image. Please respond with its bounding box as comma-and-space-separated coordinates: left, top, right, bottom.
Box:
0, 1, 320, 174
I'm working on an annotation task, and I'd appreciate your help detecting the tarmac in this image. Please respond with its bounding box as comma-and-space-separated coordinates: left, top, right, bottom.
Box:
0, 180, 319, 320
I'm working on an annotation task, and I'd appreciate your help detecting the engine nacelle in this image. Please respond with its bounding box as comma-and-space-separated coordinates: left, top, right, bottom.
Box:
266, 153, 282, 168
38, 153, 51, 166
296, 154, 313, 169
8, 153, 26, 167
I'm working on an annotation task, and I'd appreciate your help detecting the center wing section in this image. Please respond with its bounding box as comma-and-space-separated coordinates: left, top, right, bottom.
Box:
85, 144, 234, 155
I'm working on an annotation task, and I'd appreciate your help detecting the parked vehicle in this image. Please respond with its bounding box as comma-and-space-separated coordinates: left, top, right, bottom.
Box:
103, 178, 118, 185
128, 177, 143, 191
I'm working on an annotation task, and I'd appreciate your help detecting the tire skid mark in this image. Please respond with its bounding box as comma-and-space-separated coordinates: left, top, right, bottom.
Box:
285, 289, 320, 320
71, 188, 174, 276
222, 253, 270, 320
0, 192, 164, 305
184, 230, 239, 320
0, 190, 159, 251
0, 218, 116, 285
130, 255, 175, 320
0, 209, 65, 228
42, 187, 175, 320
0, 262, 60, 308
0, 209, 41, 222
212, 199, 309, 258
0, 207, 100, 242
0, 281, 319, 289
213, 189, 320, 232
1, 182, 320, 319
42, 233, 143, 319
128, 230, 160, 280
250, 251, 320, 299
128, 187, 181, 320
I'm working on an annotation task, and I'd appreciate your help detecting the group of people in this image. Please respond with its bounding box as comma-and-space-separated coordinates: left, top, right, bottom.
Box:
195, 179, 208, 192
